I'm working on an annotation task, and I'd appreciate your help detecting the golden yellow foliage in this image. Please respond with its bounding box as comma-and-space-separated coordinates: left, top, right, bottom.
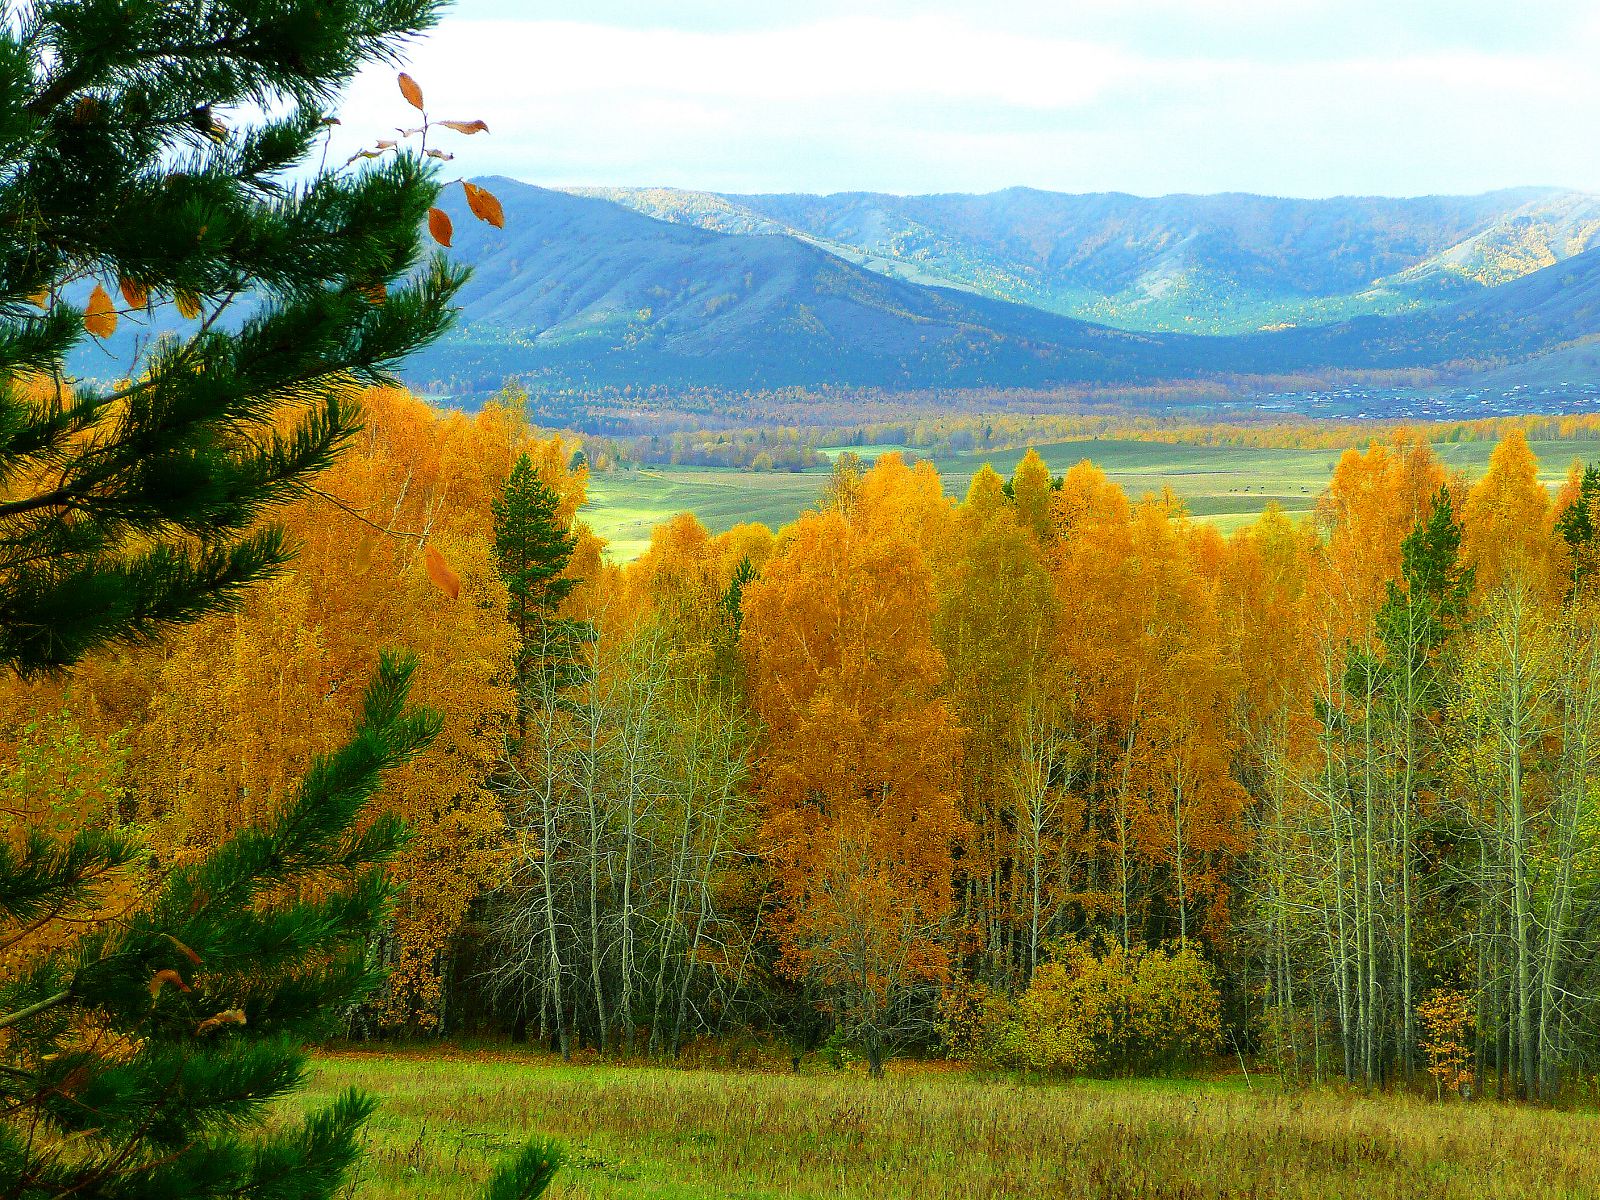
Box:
994, 939, 1221, 1075
743, 460, 967, 1021
4, 387, 585, 1031
1462, 428, 1551, 595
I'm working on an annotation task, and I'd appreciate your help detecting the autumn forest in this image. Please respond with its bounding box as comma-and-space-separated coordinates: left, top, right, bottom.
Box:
10, 379, 1599, 1110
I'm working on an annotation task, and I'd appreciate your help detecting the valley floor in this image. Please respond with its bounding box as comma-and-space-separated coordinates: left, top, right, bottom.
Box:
582, 436, 1596, 561
299, 1049, 1600, 1199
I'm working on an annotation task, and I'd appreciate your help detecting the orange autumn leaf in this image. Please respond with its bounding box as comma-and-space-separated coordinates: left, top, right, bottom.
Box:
175, 290, 202, 319
84, 283, 117, 338
427, 207, 453, 247
424, 545, 460, 599
398, 71, 425, 110
438, 119, 489, 135
149, 968, 191, 998
28, 288, 49, 307
119, 278, 149, 309
195, 1008, 248, 1036
162, 934, 203, 965
463, 182, 505, 229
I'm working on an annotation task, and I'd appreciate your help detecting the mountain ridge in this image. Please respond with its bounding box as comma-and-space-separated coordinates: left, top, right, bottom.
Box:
399, 178, 1600, 398
571, 183, 1600, 335
62, 177, 1600, 405
413, 179, 1199, 393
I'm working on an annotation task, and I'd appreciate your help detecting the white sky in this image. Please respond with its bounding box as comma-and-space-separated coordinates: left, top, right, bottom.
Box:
325, 0, 1600, 198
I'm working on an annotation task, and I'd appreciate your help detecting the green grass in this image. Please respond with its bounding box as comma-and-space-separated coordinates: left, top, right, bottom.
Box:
297, 1049, 1600, 1199
584, 437, 1600, 561
583, 468, 824, 562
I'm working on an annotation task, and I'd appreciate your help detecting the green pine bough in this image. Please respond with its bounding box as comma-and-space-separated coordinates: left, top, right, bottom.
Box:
0, 659, 566, 1200
0, 653, 563, 1198
0, 0, 466, 676
1, 1, 560, 1195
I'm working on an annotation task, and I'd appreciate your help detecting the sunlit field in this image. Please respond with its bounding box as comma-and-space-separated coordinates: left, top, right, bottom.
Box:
297, 1050, 1600, 1200
582, 436, 1598, 560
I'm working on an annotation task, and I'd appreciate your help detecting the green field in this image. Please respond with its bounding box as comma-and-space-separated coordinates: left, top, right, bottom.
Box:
583, 437, 1600, 561
584, 468, 825, 562
297, 1050, 1600, 1199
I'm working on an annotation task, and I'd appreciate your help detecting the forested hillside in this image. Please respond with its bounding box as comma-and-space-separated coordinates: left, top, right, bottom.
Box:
12, 387, 1600, 1098
1235, 246, 1600, 370
401, 180, 1600, 398
407, 180, 1192, 395
578, 185, 1600, 332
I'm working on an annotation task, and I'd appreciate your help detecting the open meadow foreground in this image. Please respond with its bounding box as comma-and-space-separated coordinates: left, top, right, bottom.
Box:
302, 1051, 1600, 1200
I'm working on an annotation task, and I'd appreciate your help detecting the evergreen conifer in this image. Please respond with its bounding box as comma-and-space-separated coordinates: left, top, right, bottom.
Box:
1, 2, 560, 1194
0, 0, 465, 674
492, 452, 585, 705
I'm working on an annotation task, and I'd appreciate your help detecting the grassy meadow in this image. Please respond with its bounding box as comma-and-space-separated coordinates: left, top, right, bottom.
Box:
583, 436, 1600, 561
300, 1050, 1600, 1200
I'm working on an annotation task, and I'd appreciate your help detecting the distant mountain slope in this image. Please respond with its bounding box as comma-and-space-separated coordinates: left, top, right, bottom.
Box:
59, 176, 1600, 399
1387, 191, 1600, 293
401, 178, 1600, 397
573, 185, 1600, 334
1244, 244, 1600, 371
413, 179, 1202, 392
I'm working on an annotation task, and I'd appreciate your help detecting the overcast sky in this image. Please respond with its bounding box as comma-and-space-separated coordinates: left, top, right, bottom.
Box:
329, 0, 1600, 198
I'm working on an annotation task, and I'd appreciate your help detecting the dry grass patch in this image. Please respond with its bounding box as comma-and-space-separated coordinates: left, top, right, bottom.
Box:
298, 1050, 1600, 1199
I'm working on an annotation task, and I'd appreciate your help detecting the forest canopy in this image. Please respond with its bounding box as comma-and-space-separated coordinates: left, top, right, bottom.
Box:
8, 390, 1600, 1100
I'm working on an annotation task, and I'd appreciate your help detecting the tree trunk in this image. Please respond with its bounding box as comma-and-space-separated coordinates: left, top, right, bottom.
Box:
866, 1042, 885, 1080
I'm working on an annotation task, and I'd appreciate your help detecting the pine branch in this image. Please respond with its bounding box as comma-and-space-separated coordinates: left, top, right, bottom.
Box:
0, 989, 71, 1034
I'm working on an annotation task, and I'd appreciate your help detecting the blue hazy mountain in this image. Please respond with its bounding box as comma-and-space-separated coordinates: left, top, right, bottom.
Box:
401, 178, 1600, 396
63, 178, 1600, 397
574, 185, 1600, 334
410, 179, 1203, 393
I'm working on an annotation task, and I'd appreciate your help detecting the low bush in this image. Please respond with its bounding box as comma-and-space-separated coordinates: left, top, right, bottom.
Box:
943, 939, 1221, 1076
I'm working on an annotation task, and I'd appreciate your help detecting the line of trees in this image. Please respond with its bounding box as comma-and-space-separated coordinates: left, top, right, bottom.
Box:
548, 403, 1600, 484
12, 381, 1600, 1098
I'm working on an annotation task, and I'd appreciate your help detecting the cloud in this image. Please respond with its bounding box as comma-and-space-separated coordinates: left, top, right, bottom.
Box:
326, 13, 1600, 197
352, 18, 1136, 109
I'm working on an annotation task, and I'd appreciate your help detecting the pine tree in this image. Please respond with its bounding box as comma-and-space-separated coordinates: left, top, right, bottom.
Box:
0, 653, 563, 1198
486, 453, 586, 1052
2, 2, 559, 1194
719, 554, 756, 634
1556, 463, 1600, 590
1366, 486, 1472, 1082
492, 452, 584, 704
0, 0, 467, 675
1376, 485, 1474, 662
